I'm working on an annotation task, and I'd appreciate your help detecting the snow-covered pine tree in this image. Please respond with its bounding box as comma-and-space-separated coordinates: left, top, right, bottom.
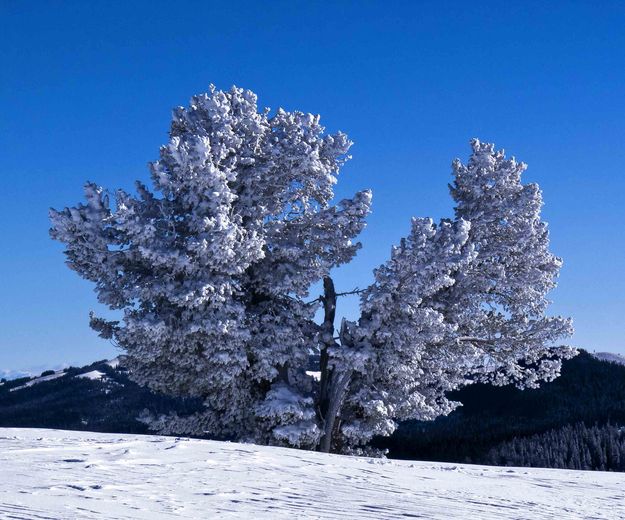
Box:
50, 86, 371, 448
50, 86, 574, 454
446, 139, 575, 387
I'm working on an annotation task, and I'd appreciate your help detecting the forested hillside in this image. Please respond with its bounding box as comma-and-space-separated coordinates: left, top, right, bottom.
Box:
0, 360, 201, 434
485, 422, 625, 470
379, 350, 625, 470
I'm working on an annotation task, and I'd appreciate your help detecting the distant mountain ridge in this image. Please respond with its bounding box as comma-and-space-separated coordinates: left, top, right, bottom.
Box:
0, 358, 202, 434
0, 370, 30, 382
592, 351, 625, 365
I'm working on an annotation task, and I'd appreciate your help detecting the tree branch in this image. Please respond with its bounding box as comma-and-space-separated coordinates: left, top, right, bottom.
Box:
457, 336, 496, 345
336, 287, 365, 298
305, 286, 365, 306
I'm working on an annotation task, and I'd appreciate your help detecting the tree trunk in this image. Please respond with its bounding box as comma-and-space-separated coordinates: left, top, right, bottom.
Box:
317, 276, 353, 453
319, 370, 352, 453
318, 276, 336, 415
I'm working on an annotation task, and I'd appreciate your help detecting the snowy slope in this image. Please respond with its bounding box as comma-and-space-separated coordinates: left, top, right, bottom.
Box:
76, 370, 108, 381
9, 370, 67, 392
6, 361, 116, 392
1, 429, 623, 519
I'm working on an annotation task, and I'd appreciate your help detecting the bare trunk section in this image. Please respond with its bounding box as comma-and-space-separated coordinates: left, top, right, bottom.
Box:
319, 369, 352, 453
318, 276, 336, 414
317, 276, 352, 453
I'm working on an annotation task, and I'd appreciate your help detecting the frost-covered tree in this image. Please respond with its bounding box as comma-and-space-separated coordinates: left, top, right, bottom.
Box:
324, 140, 575, 453
50, 87, 574, 454
445, 140, 575, 387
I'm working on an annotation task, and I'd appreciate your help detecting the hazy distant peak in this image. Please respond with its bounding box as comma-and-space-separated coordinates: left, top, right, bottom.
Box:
592, 352, 625, 366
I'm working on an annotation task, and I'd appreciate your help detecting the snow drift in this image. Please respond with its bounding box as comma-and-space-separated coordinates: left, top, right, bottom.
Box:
1, 428, 623, 519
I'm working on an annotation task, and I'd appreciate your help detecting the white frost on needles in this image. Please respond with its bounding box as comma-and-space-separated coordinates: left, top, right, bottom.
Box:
50, 86, 371, 450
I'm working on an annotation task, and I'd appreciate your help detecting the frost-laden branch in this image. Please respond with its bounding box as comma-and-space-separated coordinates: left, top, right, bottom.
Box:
306, 286, 365, 307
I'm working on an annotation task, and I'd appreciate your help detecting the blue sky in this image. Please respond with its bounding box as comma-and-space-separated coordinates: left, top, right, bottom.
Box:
1, 1, 624, 373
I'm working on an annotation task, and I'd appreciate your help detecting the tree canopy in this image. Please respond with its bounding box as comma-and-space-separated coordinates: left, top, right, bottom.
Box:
50, 86, 574, 454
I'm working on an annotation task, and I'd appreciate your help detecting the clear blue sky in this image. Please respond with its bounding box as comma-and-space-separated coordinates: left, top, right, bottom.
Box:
1, 1, 624, 374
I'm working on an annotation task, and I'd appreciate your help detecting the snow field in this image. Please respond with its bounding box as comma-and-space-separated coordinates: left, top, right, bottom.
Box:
1, 428, 624, 519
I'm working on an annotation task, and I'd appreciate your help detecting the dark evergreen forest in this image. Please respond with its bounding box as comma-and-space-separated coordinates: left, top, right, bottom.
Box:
378, 351, 625, 470
485, 422, 625, 471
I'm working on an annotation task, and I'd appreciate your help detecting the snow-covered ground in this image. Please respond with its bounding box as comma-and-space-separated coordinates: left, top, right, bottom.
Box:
76, 370, 108, 381
0, 428, 623, 519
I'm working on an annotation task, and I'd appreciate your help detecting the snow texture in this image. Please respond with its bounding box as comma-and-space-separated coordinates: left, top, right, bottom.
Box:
0, 428, 622, 519
76, 370, 107, 381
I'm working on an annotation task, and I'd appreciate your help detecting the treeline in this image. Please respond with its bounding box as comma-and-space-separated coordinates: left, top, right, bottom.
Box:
486, 422, 625, 471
